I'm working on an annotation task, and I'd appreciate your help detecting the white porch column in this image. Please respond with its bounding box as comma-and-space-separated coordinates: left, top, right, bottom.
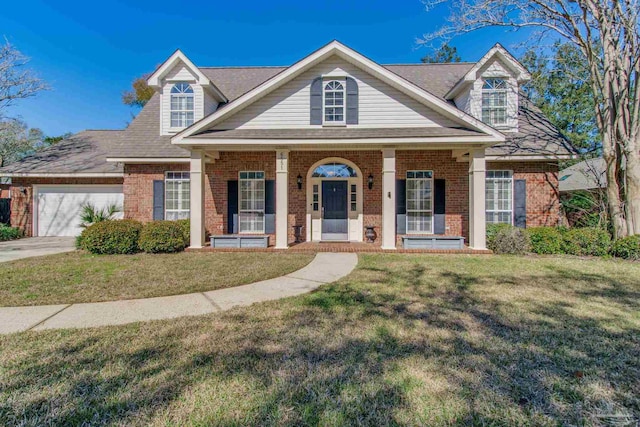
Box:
275, 149, 289, 249
469, 148, 487, 250
381, 149, 396, 250
189, 150, 206, 248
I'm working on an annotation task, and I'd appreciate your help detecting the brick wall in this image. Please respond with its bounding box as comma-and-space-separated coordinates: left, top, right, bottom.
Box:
487, 160, 560, 227
289, 151, 383, 244
10, 177, 124, 236
396, 150, 470, 243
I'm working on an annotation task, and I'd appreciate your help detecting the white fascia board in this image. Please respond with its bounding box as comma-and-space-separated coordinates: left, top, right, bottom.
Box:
0, 172, 124, 178
172, 41, 505, 144
445, 43, 531, 99
147, 49, 228, 103
106, 157, 190, 163
486, 154, 576, 161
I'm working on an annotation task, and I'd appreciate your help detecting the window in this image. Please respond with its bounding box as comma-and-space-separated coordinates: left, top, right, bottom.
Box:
312, 184, 319, 211
406, 171, 433, 234
323, 80, 345, 124
312, 162, 357, 178
482, 78, 507, 126
350, 184, 357, 212
165, 172, 190, 220
239, 171, 265, 233
486, 170, 513, 224
170, 83, 194, 128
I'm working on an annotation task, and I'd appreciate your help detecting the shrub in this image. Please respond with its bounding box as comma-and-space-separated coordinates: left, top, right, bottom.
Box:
486, 223, 513, 251
81, 220, 142, 254
526, 227, 564, 254
176, 219, 190, 245
611, 235, 640, 260
79, 202, 121, 228
138, 221, 186, 253
0, 224, 22, 241
488, 224, 530, 254
562, 227, 611, 256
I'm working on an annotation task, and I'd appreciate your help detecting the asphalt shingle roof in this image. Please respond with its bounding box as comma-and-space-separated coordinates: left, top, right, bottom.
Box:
0, 59, 574, 174
0, 130, 124, 175
193, 127, 483, 139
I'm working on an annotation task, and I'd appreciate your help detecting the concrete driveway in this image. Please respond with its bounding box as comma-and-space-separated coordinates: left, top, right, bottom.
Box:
0, 237, 76, 263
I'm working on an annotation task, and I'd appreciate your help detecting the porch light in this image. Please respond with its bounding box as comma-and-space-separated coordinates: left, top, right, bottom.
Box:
368, 174, 374, 190
297, 174, 303, 190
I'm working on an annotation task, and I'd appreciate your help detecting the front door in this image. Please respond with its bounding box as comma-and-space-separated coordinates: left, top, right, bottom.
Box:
322, 180, 348, 241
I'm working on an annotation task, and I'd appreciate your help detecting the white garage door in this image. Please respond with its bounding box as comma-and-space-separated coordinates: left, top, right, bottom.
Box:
36, 185, 124, 236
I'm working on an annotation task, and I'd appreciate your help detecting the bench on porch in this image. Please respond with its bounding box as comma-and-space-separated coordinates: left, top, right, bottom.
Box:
210, 235, 269, 249
401, 235, 465, 250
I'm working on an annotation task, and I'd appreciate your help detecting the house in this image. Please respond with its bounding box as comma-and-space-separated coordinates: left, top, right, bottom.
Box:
559, 158, 606, 193
0, 41, 574, 250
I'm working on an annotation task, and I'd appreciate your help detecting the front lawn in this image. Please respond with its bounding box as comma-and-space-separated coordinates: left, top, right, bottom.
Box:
1, 254, 639, 425
0, 252, 314, 306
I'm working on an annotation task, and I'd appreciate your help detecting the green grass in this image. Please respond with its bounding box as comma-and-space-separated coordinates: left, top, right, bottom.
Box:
1, 254, 639, 426
0, 251, 314, 306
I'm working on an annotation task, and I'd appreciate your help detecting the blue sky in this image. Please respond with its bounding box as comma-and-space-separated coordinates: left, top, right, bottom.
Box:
1, 0, 530, 136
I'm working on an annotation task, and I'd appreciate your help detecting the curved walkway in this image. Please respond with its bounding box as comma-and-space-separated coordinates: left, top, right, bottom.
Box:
0, 253, 358, 334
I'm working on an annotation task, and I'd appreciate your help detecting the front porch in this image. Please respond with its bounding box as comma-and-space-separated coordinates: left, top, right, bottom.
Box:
187, 147, 489, 251
187, 241, 492, 254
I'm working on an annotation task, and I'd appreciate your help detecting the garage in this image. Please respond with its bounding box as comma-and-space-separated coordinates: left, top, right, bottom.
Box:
35, 185, 124, 236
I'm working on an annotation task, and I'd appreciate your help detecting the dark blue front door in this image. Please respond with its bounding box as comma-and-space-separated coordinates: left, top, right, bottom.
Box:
322, 181, 348, 240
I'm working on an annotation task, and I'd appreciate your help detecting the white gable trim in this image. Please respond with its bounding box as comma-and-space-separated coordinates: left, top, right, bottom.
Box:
172, 41, 504, 144
148, 49, 227, 102
446, 43, 531, 99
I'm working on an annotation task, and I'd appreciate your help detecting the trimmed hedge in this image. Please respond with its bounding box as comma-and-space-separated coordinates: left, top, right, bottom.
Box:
611, 235, 640, 260
81, 220, 142, 254
138, 221, 186, 253
561, 227, 611, 256
486, 223, 513, 252
176, 219, 190, 245
526, 227, 564, 254
0, 224, 23, 241
487, 224, 530, 254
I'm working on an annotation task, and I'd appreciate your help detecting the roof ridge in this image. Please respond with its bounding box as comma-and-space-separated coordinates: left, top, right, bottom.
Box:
199, 65, 288, 69
384, 62, 476, 66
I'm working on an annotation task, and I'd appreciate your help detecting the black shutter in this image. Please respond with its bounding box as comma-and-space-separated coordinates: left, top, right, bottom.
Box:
152, 180, 165, 220
396, 179, 407, 234
310, 77, 323, 125
514, 179, 527, 228
227, 180, 238, 234
346, 77, 359, 125
265, 180, 276, 234
434, 179, 446, 234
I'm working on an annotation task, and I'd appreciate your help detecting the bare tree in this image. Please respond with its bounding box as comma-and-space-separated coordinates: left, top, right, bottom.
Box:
0, 40, 49, 119
0, 119, 43, 167
420, 0, 640, 237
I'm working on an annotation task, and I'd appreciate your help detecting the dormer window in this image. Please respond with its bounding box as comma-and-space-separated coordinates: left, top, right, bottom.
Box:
323, 80, 345, 124
170, 83, 194, 128
481, 78, 507, 127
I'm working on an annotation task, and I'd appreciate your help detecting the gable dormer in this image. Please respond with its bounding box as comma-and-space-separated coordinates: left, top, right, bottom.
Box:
446, 44, 530, 132
147, 50, 227, 135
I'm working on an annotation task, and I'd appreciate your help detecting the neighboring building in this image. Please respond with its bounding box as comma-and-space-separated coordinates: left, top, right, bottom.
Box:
0, 41, 573, 250
559, 158, 606, 193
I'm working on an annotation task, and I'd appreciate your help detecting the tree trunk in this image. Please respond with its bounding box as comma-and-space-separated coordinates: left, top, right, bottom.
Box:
626, 146, 640, 235
603, 131, 628, 238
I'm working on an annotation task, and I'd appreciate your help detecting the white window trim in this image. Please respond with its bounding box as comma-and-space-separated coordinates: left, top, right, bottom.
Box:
481, 78, 508, 128
485, 170, 514, 225
165, 171, 190, 220
322, 78, 346, 126
170, 83, 195, 129
238, 171, 265, 234
406, 170, 434, 235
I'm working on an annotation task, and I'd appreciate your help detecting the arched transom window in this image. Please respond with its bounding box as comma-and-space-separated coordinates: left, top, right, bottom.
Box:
323, 80, 345, 123
312, 162, 357, 178
170, 83, 194, 128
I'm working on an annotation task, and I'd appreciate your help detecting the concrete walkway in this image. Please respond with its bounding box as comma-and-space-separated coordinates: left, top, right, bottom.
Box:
0, 253, 358, 334
0, 237, 76, 263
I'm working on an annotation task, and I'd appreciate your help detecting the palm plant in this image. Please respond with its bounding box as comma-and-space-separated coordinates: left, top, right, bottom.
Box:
79, 203, 121, 228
